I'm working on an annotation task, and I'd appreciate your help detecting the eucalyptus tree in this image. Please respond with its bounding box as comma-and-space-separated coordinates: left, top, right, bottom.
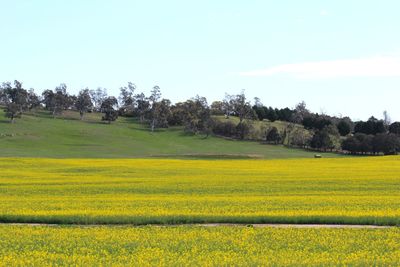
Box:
2, 80, 29, 123
101, 96, 118, 124
75, 88, 93, 120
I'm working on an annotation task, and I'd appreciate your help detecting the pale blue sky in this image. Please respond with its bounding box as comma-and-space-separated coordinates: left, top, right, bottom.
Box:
1, 0, 400, 121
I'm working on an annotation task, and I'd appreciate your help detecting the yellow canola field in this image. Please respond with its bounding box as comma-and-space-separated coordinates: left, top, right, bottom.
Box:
0, 225, 399, 266
0, 157, 399, 225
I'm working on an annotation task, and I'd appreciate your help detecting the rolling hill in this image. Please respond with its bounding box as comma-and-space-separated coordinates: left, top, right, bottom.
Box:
0, 109, 344, 159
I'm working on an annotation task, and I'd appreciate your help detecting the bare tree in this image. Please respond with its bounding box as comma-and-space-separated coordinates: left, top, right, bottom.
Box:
383, 110, 391, 128
292, 101, 309, 123
148, 86, 162, 132
230, 90, 254, 123
222, 93, 234, 118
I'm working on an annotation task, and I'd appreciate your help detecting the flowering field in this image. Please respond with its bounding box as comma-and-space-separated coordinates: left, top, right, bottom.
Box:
0, 225, 399, 266
0, 157, 399, 225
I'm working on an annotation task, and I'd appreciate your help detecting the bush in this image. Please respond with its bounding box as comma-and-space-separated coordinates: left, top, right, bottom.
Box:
212, 120, 237, 137
266, 127, 281, 144
236, 121, 254, 140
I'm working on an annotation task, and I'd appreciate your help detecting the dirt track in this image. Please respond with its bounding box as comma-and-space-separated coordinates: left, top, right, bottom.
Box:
0, 223, 394, 229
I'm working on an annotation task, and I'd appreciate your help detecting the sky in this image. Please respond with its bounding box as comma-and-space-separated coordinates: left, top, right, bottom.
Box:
1, 0, 400, 121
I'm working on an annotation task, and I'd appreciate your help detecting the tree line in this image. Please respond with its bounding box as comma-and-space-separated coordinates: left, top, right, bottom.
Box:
1, 80, 399, 155
252, 101, 400, 155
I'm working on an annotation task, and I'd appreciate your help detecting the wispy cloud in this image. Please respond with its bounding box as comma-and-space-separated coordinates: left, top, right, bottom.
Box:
240, 56, 400, 79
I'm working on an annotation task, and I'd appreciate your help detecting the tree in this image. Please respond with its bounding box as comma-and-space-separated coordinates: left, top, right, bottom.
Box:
302, 114, 332, 130
75, 89, 93, 120
55, 84, 71, 115
210, 101, 225, 116
181, 96, 212, 136
222, 93, 234, 118
230, 90, 255, 139
372, 133, 400, 155
252, 105, 265, 121
231, 90, 254, 124
289, 128, 311, 148
235, 121, 254, 140
276, 107, 294, 122
310, 128, 334, 151
148, 86, 162, 132
342, 133, 373, 154
168, 102, 185, 126
266, 127, 281, 144
212, 120, 237, 137
383, 110, 391, 128
134, 92, 150, 123
337, 120, 351, 136
119, 82, 136, 115
89, 87, 107, 112
354, 117, 386, 135
42, 89, 55, 111
101, 96, 118, 123
389, 122, 400, 135
4, 103, 23, 122
253, 97, 263, 108
324, 124, 341, 150
0, 84, 6, 105
292, 101, 309, 123
150, 99, 172, 129
2, 80, 28, 123
265, 107, 278, 122
27, 89, 41, 111
42, 83, 71, 117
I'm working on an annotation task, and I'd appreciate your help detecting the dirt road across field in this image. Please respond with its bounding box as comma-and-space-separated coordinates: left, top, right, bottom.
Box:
0, 223, 395, 228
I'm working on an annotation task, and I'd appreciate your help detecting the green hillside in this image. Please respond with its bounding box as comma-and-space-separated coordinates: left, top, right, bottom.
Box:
0, 109, 344, 159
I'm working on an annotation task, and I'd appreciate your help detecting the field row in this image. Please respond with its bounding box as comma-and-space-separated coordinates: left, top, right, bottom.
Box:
0, 225, 398, 266
0, 157, 399, 225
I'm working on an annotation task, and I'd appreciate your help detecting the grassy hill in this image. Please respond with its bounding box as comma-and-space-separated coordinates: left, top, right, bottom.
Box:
0, 109, 344, 159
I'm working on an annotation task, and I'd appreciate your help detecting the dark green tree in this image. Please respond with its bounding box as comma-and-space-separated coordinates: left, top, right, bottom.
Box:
373, 133, 400, 155
337, 118, 352, 136
389, 122, 400, 135
101, 96, 118, 123
42, 84, 71, 117
2, 80, 28, 123
310, 128, 334, 151
266, 127, 281, 144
